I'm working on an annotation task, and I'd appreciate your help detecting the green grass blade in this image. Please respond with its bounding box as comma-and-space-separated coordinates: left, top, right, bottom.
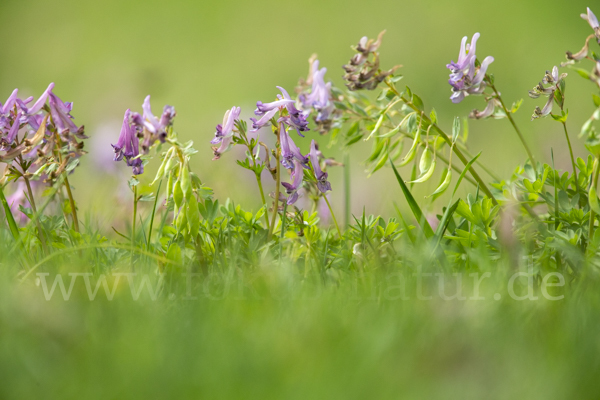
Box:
390, 160, 434, 239
0, 184, 21, 242
452, 151, 482, 198
433, 199, 460, 247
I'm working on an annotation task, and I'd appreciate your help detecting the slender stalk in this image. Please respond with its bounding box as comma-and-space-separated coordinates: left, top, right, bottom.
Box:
385, 81, 498, 206
132, 184, 138, 245
131, 184, 138, 270
323, 194, 342, 238
344, 151, 351, 228
147, 180, 162, 251
268, 126, 282, 239
490, 84, 537, 169
22, 175, 48, 254
561, 121, 581, 197
62, 174, 80, 233
588, 157, 600, 242
255, 172, 270, 228
246, 137, 270, 228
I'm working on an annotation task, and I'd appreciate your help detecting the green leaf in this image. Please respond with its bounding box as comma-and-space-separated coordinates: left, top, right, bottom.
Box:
593, 94, 600, 108
590, 186, 600, 215
412, 94, 424, 111
573, 68, 591, 80
389, 160, 434, 239
433, 199, 460, 246
0, 185, 20, 242
429, 108, 438, 125
511, 99, 523, 113
452, 152, 481, 198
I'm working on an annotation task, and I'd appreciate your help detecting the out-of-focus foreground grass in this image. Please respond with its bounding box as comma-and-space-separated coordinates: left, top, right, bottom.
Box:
1, 255, 599, 399
0, 0, 595, 218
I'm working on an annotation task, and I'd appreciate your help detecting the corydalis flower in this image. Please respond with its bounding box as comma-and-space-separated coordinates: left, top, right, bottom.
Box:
280, 124, 309, 171
252, 87, 309, 137
446, 33, 494, 104
309, 140, 331, 193
281, 160, 304, 205
343, 31, 400, 91
299, 58, 337, 133
131, 95, 176, 154
48, 91, 81, 134
211, 106, 241, 160
112, 109, 143, 175
529, 66, 567, 121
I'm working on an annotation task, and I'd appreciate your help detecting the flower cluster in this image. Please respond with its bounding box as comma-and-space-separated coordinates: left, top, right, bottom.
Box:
343, 31, 400, 91
446, 33, 494, 103
0, 83, 87, 178
528, 66, 567, 120
298, 57, 337, 133
113, 95, 176, 175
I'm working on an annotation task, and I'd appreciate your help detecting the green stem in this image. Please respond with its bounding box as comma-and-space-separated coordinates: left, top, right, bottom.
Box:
589, 157, 600, 242
385, 81, 498, 206
323, 194, 342, 238
62, 173, 80, 233
147, 180, 162, 251
22, 175, 48, 254
490, 84, 537, 169
561, 121, 581, 198
268, 126, 281, 239
132, 184, 138, 270
344, 151, 351, 228
255, 172, 270, 228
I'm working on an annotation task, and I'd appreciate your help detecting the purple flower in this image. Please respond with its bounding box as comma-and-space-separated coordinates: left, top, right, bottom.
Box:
112, 109, 143, 175
26, 83, 55, 115
446, 33, 494, 103
1, 89, 19, 115
48, 91, 80, 134
140, 95, 176, 139
211, 106, 241, 145
253, 87, 309, 137
249, 108, 277, 132
280, 124, 309, 171
276, 86, 309, 137
211, 106, 241, 160
309, 139, 331, 193
299, 61, 335, 122
581, 7, 600, 43
281, 160, 304, 205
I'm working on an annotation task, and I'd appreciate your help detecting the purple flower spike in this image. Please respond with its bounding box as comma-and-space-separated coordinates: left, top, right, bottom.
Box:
282, 160, 304, 205
112, 109, 143, 174
447, 33, 493, 103
299, 64, 334, 122
309, 140, 331, 193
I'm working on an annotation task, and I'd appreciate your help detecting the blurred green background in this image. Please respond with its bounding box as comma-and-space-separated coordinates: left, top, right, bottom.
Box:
0, 0, 595, 220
